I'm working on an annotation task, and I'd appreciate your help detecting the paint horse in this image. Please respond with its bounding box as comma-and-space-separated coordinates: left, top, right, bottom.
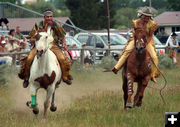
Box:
122, 28, 152, 109
26, 26, 61, 118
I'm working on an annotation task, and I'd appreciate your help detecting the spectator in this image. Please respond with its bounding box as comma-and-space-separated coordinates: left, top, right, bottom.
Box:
6, 30, 21, 52
81, 43, 91, 68
71, 44, 80, 60
168, 32, 179, 63
0, 17, 9, 30
64, 44, 73, 62
15, 26, 27, 42
0, 35, 5, 44
0, 39, 12, 65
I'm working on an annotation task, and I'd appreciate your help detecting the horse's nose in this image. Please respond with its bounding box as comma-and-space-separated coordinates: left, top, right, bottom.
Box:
136, 46, 144, 53
37, 49, 43, 58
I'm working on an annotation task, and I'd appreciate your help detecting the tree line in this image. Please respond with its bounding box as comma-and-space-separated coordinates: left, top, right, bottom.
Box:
1, 0, 180, 30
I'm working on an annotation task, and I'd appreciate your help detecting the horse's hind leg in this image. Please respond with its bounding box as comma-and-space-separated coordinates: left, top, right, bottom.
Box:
44, 86, 55, 118
50, 91, 57, 112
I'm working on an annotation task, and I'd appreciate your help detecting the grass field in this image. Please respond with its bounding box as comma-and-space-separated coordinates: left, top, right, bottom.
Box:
0, 67, 180, 127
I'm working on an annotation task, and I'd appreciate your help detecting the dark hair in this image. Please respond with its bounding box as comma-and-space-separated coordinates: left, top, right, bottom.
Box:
9, 29, 15, 35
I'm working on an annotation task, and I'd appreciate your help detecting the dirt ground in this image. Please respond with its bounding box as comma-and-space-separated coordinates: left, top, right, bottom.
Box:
9, 74, 122, 113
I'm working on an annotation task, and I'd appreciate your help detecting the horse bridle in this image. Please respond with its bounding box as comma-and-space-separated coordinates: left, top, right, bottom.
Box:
35, 34, 53, 58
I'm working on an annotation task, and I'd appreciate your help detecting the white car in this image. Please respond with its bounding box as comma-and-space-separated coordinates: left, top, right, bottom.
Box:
153, 36, 165, 55
74, 32, 127, 60
65, 36, 82, 48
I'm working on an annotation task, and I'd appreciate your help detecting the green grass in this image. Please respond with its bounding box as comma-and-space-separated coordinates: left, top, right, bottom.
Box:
0, 68, 180, 127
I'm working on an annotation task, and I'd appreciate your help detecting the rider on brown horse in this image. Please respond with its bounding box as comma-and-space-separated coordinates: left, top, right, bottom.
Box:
112, 6, 161, 83
18, 9, 73, 88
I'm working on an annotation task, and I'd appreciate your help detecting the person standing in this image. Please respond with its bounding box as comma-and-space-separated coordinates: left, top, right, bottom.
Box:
168, 32, 179, 63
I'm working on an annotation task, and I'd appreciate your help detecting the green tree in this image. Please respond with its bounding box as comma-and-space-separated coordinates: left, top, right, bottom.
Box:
23, 1, 55, 14
128, 0, 168, 10
0, 0, 16, 3
65, 0, 115, 30
167, 0, 180, 11
53, 0, 67, 10
113, 8, 136, 29
113, 0, 130, 10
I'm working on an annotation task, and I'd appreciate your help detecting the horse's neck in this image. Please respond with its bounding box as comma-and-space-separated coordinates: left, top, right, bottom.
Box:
134, 49, 148, 61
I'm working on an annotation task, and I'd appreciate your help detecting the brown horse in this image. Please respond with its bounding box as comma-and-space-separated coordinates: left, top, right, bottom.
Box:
122, 28, 152, 108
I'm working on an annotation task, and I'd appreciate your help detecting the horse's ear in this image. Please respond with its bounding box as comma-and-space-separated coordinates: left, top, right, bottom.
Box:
35, 23, 38, 31
50, 29, 53, 36
47, 27, 53, 35
143, 36, 147, 44
48, 29, 53, 36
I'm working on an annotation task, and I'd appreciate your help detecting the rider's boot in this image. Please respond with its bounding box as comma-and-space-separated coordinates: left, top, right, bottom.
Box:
19, 48, 36, 88
151, 77, 157, 83
18, 57, 29, 88
50, 45, 73, 85
61, 63, 72, 85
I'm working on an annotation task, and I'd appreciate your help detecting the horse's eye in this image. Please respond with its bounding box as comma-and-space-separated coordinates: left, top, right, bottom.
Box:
46, 36, 48, 39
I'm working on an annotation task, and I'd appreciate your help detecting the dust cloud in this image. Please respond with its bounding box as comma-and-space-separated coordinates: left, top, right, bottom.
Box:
8, 74, 122, 113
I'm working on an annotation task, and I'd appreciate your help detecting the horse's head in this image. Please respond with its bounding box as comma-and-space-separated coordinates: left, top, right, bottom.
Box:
134, 28, 147, 54
34, 25, 54, 58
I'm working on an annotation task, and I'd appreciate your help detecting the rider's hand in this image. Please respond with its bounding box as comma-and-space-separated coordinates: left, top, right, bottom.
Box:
46, 21, 56, 28
30, 38, 35, 44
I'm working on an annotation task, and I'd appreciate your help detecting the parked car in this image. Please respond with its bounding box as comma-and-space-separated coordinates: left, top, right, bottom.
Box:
65, 36, 82, 48
74, 32, 127, 60
156, 35, 169, 44
153, 36, 165, 55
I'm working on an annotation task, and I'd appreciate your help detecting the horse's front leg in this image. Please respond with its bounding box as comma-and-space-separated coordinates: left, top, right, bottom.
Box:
27, 83, 40, 115
44, 85, 55, 119
122, 75, 128, 109
136, 76, 150, 107
133, 81, 142, 107
50, 91, 57, 112
126, 72, 135, 108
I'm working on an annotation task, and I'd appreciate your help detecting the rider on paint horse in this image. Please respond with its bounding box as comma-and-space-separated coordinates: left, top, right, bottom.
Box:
18, 9, 73, 88
112, 6, 161, 83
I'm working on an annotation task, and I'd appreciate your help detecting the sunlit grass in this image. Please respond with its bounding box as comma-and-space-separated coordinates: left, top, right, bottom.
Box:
0, 67, 179, 127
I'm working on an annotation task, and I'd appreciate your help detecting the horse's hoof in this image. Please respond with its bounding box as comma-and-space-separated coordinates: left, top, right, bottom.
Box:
125, 103, 133, 108
135, 102, 142, 107
50, 105, 57, 112
33, 107, 39, 115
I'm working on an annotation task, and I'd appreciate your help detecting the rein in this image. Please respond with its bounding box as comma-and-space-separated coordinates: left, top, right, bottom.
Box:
147, 57, 167, 105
